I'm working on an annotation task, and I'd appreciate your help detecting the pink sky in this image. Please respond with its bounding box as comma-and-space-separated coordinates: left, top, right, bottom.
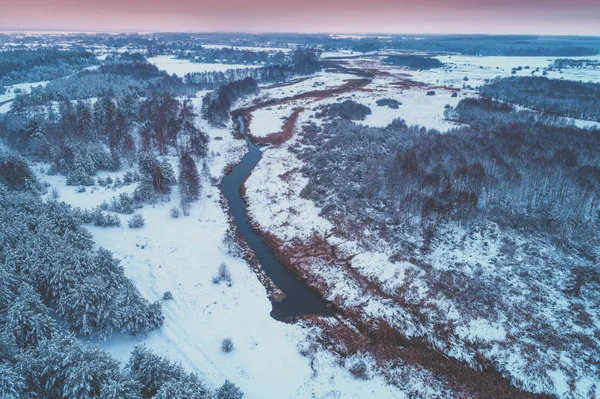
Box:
0, 0, 599, 35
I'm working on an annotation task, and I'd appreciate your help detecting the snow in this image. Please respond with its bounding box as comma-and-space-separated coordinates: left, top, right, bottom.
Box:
456, 319, 507, 342
147, 55, 260, 78
408, 54, 600, 88
352, 85, 461, 131
23, 48, 600, 398
33, 91, 410, 399
246, 106, 288, 138
321, 50, 356, 58
236, 55, 600, 398
245, 131, 333, 240
0, 80, 49, 110
256, 72, 356, 100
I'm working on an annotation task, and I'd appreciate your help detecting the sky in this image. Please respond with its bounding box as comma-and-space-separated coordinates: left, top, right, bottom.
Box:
0, 0, 599, 36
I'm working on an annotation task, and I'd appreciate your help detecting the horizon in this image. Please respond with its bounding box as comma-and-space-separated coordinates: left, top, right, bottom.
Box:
1, 0, 599, 36
1, 29, 599, 39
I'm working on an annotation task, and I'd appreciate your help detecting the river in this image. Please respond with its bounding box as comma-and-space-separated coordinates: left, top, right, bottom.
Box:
220, 117, 334, 321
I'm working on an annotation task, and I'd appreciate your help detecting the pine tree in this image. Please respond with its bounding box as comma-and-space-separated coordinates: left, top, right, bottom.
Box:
127, 345, 183, 398
153, 374, 211, 399
99, 374, 142, 399
0, 362, 25, 399
7, 284, 57, 347
178, 151, 201, 215
216, 379, 244, 399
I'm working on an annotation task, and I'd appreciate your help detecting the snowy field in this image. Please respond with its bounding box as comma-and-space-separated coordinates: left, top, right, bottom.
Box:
257, 72, 357, 100
147, 55, 261, 77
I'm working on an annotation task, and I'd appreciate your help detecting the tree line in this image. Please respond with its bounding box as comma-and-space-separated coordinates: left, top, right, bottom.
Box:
176, 46, 286, 65
201, 77, 259, 127
479, 76, 600, 121
11, 60, 195, 109
185, 48, 322, 88
0, 47, 98, 86
299, 98, 600, 257
2, 92, 207, 187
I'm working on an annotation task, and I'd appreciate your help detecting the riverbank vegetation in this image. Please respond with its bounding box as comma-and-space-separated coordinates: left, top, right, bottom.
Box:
294, 97, 600, 394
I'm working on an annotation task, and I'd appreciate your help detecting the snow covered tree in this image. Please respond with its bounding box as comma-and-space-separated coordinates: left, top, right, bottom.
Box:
7, 284, 57, 347
136, 153, 176, 201
216, 379, 243, 399
178, 151, 201, 215
127, 345, 184, 398
99, 374, 142, 399
0, 361, 25, 399
19, 334, 121, 399
153, 374, 211, 399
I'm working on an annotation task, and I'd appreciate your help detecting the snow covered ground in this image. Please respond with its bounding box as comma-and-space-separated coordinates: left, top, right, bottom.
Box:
238, 55, 600, 398
20, 50, 600, 398
257, 72, 357, 100
31, 92, 415, 399
147, 55, 260, 78
0, 80, 49, 112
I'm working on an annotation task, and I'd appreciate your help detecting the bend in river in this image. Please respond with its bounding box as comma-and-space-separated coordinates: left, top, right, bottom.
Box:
220, 116, 334, 321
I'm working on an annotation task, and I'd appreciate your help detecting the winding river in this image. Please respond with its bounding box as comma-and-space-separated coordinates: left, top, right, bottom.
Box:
220, 117, 334, 321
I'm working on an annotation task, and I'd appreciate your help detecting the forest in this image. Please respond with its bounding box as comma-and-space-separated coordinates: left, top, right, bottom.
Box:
10, 59, 194, 109
176, 46, 286, 65
551, 58, 600, 69
382, 55, 444, 70
0, 181, 240, 399
0, 44, 246, 399
202, 77, 259, 126
185, 48, 322, 88
479, 76, 600, 121
0, 48, 99, 86
299, 98, 600, 257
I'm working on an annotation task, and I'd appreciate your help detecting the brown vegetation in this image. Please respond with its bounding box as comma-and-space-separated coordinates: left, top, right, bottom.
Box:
250, 107, 304, 147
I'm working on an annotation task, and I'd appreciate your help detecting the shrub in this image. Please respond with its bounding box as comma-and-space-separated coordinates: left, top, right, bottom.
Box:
382, 55, 444, 70
426, 90, 436, 96
109, 193, 139, 214
128, 213, 145, 229
51, 187, 60, 199
123, 171, 135, 184
163, 291, 173, 300
376, 98, 401, 109
216, 380, 243, 399
170, 207, 180, 219
349, 361, 369, 380
320, 100, 371, 120
92, 208, 121, 227
221, 338, 234, 353
213, 263, 232, 286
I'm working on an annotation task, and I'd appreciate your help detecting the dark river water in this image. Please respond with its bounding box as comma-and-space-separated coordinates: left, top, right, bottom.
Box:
220, 117, 334, 321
